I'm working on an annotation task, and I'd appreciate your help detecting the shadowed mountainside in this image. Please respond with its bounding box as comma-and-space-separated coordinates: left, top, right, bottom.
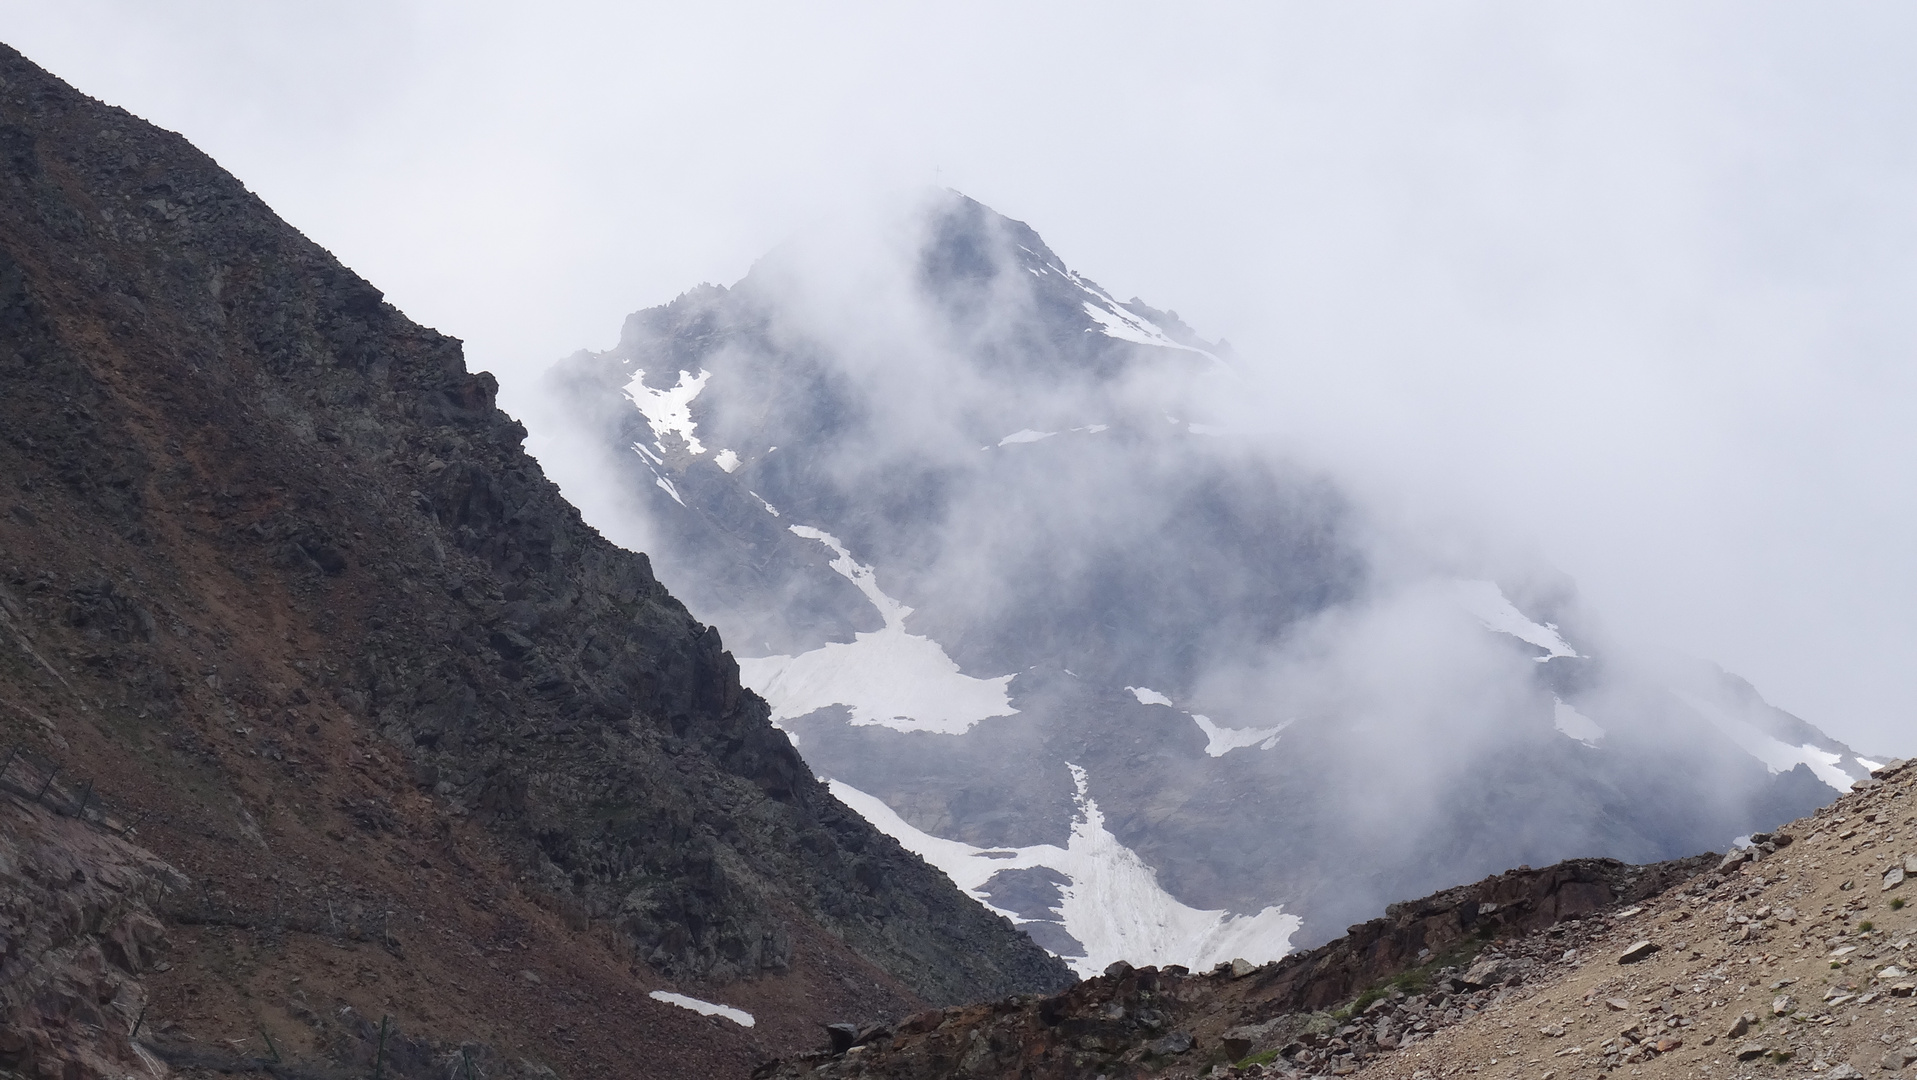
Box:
0, 41, 1067, 1080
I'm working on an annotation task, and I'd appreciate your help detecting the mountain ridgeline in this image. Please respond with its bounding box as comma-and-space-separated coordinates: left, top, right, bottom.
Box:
541, 191, 1869, 977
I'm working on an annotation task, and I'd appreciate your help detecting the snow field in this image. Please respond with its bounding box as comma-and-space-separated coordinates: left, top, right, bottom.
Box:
829, 764, 1298, 977
735, 526, 1017, 735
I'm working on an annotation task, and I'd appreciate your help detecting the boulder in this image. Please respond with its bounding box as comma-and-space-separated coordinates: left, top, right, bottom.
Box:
1148, 1032, 1194, 1056
1735, 1041, 1769, 1061
824, 1023, 861, 1054
1884, 867, 1905, 891
1460, 958, 1507, 986
1617, 940, 1659, 964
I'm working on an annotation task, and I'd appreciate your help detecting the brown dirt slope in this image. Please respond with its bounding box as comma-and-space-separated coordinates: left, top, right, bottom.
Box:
0, 40, 1067, 1080
1362, 758, 1914, 1080
760, 761, 1914, 1080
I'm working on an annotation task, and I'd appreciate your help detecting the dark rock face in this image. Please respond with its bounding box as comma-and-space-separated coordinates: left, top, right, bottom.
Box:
0, 39, 1067, 1078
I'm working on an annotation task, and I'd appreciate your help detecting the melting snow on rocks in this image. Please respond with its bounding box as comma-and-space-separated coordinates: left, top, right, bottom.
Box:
1679, 690, 1853, 792
737, 526, 1016, 735
1551, 696, 1605, 747
647, 991, 754, 1027
1127, 687, 1285, 757
1127, 686, 1174, 707
1450, 579, 1579, 661
624, 367, 711, 455
1190, 714, 1288, 756
830, 765, 1298, 977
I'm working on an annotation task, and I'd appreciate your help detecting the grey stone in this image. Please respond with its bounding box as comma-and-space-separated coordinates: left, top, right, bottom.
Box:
1461, 958, 1507, 986
1735, 1041, 1769, 1061
1148, 1031, 1194, 1056
1617, 940, 1659, 964
1885, 867, 1905, 891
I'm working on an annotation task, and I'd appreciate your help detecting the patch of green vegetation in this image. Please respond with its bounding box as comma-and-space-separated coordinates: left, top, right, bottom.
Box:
1860, 921, 1875, 932
1893, 898, 1907, 911
1234, 1050, 1279, 1069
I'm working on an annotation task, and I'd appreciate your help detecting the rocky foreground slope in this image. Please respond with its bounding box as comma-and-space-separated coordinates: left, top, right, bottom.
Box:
761, 758, 1916, 1079
0, 41, 1066, 1080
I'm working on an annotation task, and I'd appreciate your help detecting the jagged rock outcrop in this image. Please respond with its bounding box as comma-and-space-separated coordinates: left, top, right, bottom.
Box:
0, 40, 1067, 1080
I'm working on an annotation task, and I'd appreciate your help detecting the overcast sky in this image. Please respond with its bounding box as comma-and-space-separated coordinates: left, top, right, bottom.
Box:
3, 2, 1912, 753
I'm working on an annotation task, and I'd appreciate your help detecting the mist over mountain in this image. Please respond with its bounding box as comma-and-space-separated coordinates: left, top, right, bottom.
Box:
538, 191, 1870, 975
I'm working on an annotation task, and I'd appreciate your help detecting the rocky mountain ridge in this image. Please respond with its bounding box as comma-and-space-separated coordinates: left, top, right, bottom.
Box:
539, 189, 1874, 973
0, 41, 1065, 1080
759, 757, 1916, 1079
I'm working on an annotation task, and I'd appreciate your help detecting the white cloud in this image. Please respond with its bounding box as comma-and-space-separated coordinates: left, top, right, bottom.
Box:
4, 1, 1912, 752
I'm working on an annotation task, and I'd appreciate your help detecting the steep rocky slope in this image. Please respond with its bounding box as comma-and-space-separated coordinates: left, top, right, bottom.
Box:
0, 42, 1067, 1080
758, 758, 1915, 1079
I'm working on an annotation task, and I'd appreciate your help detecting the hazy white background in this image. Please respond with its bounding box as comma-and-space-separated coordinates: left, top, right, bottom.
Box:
3, 2, 1911, 752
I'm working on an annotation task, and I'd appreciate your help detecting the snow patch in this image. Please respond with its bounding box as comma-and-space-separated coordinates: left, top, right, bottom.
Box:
1190, 714, 1288, 757
736, 527, 1016, 735
999, 429, 1057, 446
830, 766, 1298, 977
1128, 687, 1282, 755
1551, 696, 1605, 747
1450, 580, 1579, 661
1079, 297, 1200, 355
714, 448, 741, 473
647, 991, 754, 1027
653, 474, 685, 507
1127, 686, 1174, 707
747, 491, 779, 517
624, 368, 711, 455
1677, 691, 1851, 792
